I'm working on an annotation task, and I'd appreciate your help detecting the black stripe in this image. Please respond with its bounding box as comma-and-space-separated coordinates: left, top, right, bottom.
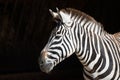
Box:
89, 56, 102, 73
65, 32, 73, 49
49, 46, 64, 59
49, 39, 62, 46
49, 51, 60, 62
62, 43, 67, 58
97, 39, 113, 78
78, 27, 85, 57
86, 33, 97, 66
98, 39, 106, 72
83, 70, 93, 79
63, 39, 70, 54
105, 37, 118, 79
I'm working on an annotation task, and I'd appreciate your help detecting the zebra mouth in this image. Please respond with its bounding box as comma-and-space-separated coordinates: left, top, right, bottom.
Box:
39, 59, 54, 73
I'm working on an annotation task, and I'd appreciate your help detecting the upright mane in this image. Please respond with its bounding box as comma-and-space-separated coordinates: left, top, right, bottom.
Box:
61, 8, 97, 23
60, 8, 105, 35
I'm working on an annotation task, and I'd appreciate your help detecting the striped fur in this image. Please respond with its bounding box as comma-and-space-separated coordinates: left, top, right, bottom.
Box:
39, 8, 120, 80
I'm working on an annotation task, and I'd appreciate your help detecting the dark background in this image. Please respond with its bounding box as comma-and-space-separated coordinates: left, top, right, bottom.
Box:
0, 0, 119, 79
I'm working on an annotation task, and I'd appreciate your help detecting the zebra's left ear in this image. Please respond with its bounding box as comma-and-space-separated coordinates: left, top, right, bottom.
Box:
49, 8, 62, 22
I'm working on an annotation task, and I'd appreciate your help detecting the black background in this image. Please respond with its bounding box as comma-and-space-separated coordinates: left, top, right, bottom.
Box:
0, 0, 119, 79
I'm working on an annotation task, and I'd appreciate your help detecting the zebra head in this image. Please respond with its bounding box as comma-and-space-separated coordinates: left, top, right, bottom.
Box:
39, 8, 77, 73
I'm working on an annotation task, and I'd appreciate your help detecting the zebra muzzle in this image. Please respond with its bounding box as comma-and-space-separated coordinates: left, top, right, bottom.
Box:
39, 59, 54, 73
39, 51, 54, 73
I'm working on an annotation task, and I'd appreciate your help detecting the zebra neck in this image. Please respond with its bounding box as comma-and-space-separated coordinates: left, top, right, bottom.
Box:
76, 23, 112, 71
84, 21, 105, 36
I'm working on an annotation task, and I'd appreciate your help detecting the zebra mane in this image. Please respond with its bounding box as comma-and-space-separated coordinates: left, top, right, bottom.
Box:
61, 8, 96, 22
60, 8, 105, 32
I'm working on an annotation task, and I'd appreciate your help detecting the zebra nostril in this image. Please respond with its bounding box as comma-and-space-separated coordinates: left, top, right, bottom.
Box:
40, 59, 44, 65
38, 57, 44, 66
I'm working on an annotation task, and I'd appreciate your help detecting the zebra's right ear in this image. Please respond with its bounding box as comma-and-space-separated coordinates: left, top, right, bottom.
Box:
49, 9, 62, 22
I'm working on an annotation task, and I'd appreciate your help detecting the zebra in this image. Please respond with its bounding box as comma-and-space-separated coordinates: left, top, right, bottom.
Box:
39, 8, 120, 80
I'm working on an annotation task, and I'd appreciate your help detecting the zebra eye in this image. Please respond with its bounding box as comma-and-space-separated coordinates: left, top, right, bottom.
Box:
67, 22, 71, 24
56, 31, 61, 34
64, 21, 72, 27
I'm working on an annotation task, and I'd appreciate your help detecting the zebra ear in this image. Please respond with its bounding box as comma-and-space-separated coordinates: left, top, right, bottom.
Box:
49, 9, 62, 22
56, 7, 59, 12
